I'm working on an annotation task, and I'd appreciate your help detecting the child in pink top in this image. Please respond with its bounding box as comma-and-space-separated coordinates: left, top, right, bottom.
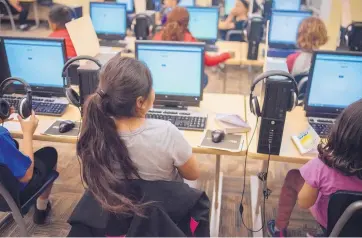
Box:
268, 99, 362, 237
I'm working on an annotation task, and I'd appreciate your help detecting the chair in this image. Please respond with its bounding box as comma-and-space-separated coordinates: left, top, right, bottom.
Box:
0, 164, 59, 236
0, 0, 16, 31
293, 71, 309, 103
326, 190, 362, 237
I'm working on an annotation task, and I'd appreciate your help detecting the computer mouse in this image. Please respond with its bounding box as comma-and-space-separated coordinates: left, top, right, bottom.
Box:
211, 130, 225, 143
59, 120, 75, 133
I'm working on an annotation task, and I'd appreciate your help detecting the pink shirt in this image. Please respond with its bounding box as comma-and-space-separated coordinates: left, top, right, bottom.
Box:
300, 158, 362, 228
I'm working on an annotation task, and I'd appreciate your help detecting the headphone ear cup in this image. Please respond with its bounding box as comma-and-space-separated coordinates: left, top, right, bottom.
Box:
253, 97, 261, 117
66, 88, 81, 108
19, 98, 31, 119
0, 99, 11, 121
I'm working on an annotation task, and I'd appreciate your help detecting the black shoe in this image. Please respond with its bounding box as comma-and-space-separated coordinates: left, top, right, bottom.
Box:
33, 202, 51, 225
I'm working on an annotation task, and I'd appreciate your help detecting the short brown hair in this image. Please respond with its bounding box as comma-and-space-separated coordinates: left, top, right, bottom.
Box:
297, 17, 328, 51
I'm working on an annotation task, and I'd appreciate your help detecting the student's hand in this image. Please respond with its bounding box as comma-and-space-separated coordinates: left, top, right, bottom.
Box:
228, 51, 236, 58
8, 0, 22, 12
0, 107, 15, 124
17, 111, 39, 136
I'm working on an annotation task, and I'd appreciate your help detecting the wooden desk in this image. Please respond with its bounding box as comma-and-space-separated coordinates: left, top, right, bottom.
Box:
7, 93, 247, 237
245, 97, 315, 164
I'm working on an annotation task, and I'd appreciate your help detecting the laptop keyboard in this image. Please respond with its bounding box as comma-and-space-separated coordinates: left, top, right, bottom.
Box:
309, 118, 335, 138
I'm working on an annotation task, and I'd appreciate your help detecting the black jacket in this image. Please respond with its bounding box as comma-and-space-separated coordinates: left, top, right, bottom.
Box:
68, 180, 210, 237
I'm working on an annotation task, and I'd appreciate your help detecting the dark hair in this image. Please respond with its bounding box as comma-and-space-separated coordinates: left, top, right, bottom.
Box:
48, 5, 73, 29
239, 0, 249, 9
162, 6, 189, 41
318, 99, 362, 180
77, 55, 153, 214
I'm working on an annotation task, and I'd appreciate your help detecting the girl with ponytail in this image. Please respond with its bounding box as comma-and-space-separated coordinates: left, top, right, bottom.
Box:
153, 7, 234, 73
77, 54, 200, 214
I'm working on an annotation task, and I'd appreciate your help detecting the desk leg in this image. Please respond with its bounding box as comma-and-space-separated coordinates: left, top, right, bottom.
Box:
250, 175, 264, 237
210, 155, 223, 237
256, 160, 268, 213
31, 2, 40, 30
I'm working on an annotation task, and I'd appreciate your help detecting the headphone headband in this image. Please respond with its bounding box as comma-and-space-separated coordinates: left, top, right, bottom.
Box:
250, 70, 298, 95
62, 55, 102, 78
0, 77, 31, 97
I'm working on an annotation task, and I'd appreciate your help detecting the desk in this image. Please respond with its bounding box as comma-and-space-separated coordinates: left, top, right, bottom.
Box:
20, 0, 40, 29
8, 93, 247, 237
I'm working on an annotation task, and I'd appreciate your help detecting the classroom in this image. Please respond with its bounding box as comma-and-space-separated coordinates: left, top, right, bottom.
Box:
0, 0, 362, 236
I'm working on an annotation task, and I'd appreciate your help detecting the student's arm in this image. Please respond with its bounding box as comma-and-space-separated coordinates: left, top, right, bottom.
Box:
178, 155, 200, 181
169, 124, 200, 181
17, 111, 39, 183
297, 182, 319, 209
218, 11, 236, 30
204, 53, 232, 66
8, 0, 22, 12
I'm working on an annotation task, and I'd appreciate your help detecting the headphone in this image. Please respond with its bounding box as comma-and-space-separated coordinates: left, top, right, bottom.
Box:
0, 77, 32, 120
131, 13, 154, 38
62, 55, 102, 108
249, 70, 298, 117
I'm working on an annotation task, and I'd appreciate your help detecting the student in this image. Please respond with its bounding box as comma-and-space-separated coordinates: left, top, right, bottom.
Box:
267, 99, 362, 237
153, 7, 233, 87
48, 5, 77, 59
0, 111, 58, 224
3, 0, 32, 30
286, 17, 328, 75
77, 55, 200, 213
219, 0, 250, 41
156, 0, 180, 25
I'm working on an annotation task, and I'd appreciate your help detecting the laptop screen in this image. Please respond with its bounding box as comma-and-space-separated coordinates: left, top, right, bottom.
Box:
307, 52, 362, 110
269, 10, 312, 47
90, 3, 127, 36
224, 0, 236, 16
187, 7, 219, 41
116, 0, 133, 12
179, 0, 194, 7
273, 0, 301, 10
3, 38, 65, 88
136, 42, 203, 97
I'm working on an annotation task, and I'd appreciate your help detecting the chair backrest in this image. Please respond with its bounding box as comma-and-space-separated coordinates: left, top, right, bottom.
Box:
0, 164, 22, 212
327, 190, 362, 236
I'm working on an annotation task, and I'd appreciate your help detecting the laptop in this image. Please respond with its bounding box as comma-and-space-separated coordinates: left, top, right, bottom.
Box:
304, 50, 362, 137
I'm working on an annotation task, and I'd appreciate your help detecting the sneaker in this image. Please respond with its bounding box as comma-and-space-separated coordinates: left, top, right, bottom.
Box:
33, 202, 51, 225
18, 24, 30, 31
267, 220, 287, 237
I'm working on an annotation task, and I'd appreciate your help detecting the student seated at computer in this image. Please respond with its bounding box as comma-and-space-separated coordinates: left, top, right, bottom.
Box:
156, 0, 180, 25
267, 99, 362, 237
77, 55, 200, 214
2, 0, 32, 30
0, 110, 58, 224
286, 17, 328, 75
48, 5, 77, 59
218, 0, 251, 41
153, 7, 234, 87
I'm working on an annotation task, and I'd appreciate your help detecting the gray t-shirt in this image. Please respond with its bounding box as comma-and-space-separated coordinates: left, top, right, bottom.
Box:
120, 119, 192, 181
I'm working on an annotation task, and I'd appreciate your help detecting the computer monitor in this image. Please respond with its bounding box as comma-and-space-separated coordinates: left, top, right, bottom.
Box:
273, 0, 301, 10
187, 7, 219, 43
90, 2, 127, 40
116, 0, 134, 12
268, 10, 312, 49
135, 41, 205, 108
178, 0, 195, 7
224, 0, 236, 16
0, 36, 66, 97
305, 51, 362, 116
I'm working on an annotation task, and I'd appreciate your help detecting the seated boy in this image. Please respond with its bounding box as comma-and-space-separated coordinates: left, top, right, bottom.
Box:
0, 111, 58, 224
48, 5, 77, 59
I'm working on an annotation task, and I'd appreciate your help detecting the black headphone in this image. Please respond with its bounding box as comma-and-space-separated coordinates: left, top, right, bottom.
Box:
62, 55, 102, 108
250, 70, 298, 117
131, 13, 154, 37
0, 77, 32, 120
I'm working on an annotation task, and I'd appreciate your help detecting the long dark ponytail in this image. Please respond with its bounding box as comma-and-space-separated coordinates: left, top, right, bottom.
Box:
77, 55, 153, 214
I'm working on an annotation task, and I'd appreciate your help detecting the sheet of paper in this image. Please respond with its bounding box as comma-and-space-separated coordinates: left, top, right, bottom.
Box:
66, 16, 100, 58
3, 121, 21, 132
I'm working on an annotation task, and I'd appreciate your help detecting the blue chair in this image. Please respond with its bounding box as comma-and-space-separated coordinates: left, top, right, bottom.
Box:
0, 164, 59, 236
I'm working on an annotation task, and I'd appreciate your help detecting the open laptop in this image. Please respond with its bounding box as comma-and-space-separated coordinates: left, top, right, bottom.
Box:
268, 10, 312, 57
187, 7, 219, 52
305, 50, 362, 137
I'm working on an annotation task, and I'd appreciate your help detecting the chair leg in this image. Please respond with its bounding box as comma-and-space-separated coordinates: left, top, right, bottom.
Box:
0, 0, 17, 31
0, 185, 28, 236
